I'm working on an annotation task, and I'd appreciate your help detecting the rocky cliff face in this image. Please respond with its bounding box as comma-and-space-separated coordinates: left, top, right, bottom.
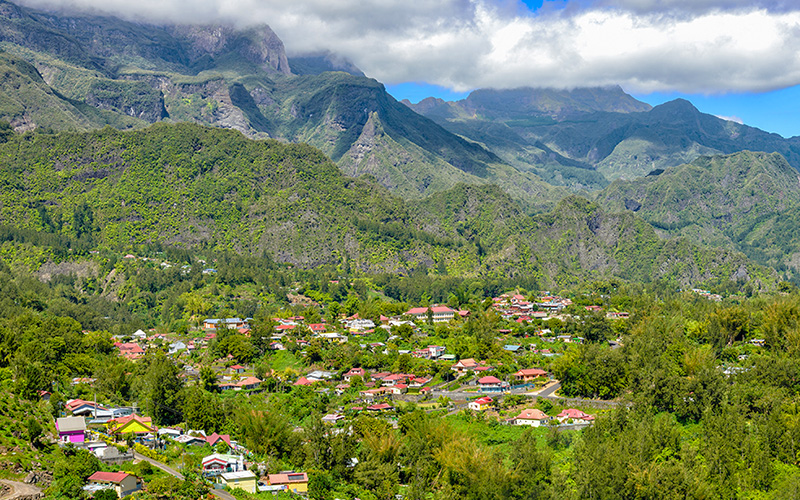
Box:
170, 24, 291, 75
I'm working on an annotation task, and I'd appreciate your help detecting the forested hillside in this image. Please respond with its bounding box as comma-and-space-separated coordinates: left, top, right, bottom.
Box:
0, 123, 775, 290
598, 151, 800, 279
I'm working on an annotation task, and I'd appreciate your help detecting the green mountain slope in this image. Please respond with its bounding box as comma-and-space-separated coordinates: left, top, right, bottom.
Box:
597, 151, 800, 274
0, 51, 144, 130
0, 0, 563, 206
0, 123, 773, 289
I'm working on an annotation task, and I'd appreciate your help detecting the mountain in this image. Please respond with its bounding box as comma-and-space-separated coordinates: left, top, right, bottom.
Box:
407, 89, 800, 186
0, 0, 565, 206
0, 51, 145, 131
0, 123, 773, 289
597, 150, 800, 275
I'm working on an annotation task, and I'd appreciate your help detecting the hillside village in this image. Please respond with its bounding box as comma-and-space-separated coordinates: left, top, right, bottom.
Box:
12, 285, 621, 499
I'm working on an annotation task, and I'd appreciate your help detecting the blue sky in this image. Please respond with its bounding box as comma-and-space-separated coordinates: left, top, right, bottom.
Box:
20, 0, 800, 137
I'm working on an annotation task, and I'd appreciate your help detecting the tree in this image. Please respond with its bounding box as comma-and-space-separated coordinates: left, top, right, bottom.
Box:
141, 352, 184, 426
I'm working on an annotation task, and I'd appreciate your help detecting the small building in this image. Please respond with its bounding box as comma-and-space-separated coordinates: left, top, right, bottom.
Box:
478, 376, 509, 393
106, 415, 154, 435
206, 433, 233, 449
267, 472, 309, 494
513, 408, 551, 427
344, 367, 366, 382
514, 368, 548, 383
405, 306, 455, 323
220, 470, 258, 493
451, 358, 479, 375
557, 408, 595, 425
202, 453, 243, 476
236, 377, 262, 390
468, 396, 493, 411
56, 416, 86, 444
86, 471, 143, 498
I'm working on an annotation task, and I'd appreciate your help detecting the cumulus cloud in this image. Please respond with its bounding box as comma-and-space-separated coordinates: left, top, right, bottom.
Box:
14, 0, 800, 94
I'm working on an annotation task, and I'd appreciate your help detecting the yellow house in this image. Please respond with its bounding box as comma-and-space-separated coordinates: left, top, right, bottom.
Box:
87, 471, 143, 497
220, 471, 258, 493
106, 414, 155, 434
267, 472, 309, 494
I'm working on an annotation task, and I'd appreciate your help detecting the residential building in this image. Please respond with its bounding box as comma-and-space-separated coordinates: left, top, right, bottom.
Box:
86, 471, 143, 497
220, 471, 257, 493
513, 408, 551, 427
405, 306, 455, 323
267, 472, 309, 494
478, 376, 509, 393
514, 368, 548, 383
56, 416, 86, 444
468, 396, 493, 411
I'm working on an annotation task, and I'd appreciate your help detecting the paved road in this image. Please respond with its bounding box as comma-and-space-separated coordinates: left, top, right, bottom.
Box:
535, 381, 561, 397
0, 479, 43, 500
132, 452, 235, 500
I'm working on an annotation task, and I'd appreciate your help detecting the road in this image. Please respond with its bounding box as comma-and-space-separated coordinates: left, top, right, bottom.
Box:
535, 381, 561, 397
132, 452, 235, 500
0, 479, 43, 500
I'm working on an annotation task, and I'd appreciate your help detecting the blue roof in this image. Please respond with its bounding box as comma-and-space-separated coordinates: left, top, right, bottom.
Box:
504, 345, 521, 351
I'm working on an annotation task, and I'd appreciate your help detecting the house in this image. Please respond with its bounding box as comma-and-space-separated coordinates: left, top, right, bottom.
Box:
366, 403, 394, 412
220, 471, 258, 493
267, 472, 309, 494
206, 433, 234, 449
514, 368, 548, 383
202, 454, 243, 476
56, 416, 86, 444
557, 408, 595, 424
107, 415, 155, 435
203, 318, 250, 330
174, 434, 207, 446
317, 332, 348, 343
451, 358, 479, 375
236, 377, 262, 390
308, 323, 327, 334
307, 370, 335, 382
513, 408, 551, 427
334, 383, 350, 395
294, 377, 314, 386
65, 399, 109, 417
86, 471, 143, 498
322, 413, 345, 424
230, 365, 246, 374
344, 367, 366, 382
168, 341, 187, 355
478, 376, 509, 393
468, 396, 493, 411
405, 306, 455, 323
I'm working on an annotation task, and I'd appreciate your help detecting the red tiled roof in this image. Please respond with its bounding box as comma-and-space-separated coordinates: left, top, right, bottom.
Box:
88, 471, 132, 483
206, 433, 232, 447
516, 408, 549, 420
478, 376, 502, 385
268, 472, 308, 485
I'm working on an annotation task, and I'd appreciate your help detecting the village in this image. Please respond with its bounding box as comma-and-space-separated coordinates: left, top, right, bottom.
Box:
41, 290, 623, 498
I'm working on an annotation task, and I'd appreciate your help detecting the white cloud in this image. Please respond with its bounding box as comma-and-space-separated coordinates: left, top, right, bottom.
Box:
14, 0, 800, 94
716, 115, 744, 124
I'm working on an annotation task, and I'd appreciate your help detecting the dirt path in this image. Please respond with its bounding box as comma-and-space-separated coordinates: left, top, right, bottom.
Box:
0, 479, 43, 500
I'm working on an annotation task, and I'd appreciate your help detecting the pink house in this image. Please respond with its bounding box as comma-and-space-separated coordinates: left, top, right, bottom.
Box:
56, 416, 86, 444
